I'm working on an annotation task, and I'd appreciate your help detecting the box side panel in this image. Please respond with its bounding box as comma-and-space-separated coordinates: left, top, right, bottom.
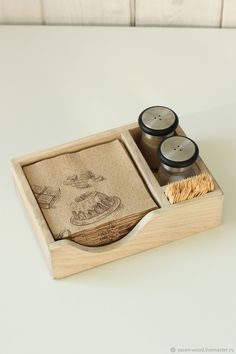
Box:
51, 192, 223, 278
13, 124, 137, 166
12, 161, 54, 272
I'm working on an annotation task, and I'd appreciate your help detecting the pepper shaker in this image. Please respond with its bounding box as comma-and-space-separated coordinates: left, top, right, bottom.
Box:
138, 106, 179, 169
157, 136, 200, 186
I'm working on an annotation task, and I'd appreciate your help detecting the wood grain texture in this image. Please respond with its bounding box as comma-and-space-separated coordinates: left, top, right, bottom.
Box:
12, 162, 54, 272
50, 191, 223, 278
15, 129, 122, 166
175, 125, 223, 193
42, 0, 131, 25
222, 0, 236, 27
12, 122, 224, 278
0, 0, 42, 24
135, 0, 222, 27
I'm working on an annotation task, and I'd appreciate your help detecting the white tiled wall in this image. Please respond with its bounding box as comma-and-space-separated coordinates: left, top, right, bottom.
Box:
0, 0, 234, 27
42, 0, 131, 25
0, 0, 42, 24
135, 0, 222, 27
222, 0, 236, 27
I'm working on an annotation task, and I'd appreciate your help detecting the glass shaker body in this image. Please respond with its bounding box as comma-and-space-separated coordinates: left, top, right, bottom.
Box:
138, 106, 179, 170
157, 136, 199, 186
157, 163, 200, 186
139, 132, 174, 170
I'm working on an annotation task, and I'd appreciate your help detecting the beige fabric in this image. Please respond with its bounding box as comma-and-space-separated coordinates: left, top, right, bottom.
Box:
23, 140, 157, 246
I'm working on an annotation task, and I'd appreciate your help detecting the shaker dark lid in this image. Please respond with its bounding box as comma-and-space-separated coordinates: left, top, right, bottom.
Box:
138, 106, 179, 136
158, 136, 199, 168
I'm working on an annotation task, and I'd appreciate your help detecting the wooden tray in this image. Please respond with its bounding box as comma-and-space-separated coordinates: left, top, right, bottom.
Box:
11, 123, 224, 279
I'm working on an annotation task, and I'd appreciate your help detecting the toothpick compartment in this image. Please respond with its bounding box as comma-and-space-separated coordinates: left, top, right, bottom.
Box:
12, 123, 224, 278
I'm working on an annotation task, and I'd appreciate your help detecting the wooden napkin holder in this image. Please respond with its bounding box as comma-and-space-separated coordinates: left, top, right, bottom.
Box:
12, 123, 224, 279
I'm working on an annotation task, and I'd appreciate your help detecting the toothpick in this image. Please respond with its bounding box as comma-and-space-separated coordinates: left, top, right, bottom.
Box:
165, 173, 215, 204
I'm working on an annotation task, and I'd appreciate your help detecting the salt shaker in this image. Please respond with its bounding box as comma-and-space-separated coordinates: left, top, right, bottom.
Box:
138, 106, 179, 169
157, 136, 199, 186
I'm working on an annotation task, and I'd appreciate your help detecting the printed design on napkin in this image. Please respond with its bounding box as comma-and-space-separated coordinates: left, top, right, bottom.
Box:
32, 185, 61, 209
55, 229, 72, 240
70, 191, 121, 226
23, 140, 158, 247
63, 170, 104, 189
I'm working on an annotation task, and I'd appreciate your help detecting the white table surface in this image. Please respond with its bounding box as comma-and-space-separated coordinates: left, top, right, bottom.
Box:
0, 26, 235, 354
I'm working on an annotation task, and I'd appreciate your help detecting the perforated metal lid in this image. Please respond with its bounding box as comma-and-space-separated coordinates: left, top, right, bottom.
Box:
158, 136, 199, 168
138, 106, 179, 136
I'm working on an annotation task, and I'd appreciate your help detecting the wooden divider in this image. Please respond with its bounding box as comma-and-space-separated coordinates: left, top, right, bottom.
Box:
121, 130, 169, 207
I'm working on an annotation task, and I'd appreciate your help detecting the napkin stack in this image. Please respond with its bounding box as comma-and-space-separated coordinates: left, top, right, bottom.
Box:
24, 139, 157, 246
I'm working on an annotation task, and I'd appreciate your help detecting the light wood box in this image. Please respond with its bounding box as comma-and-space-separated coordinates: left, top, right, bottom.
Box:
11, 123, 224, 279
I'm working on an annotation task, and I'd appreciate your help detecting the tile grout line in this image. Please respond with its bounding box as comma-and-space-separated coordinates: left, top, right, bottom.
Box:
130, 0, 136, 26
39, 0, 45, 25
220, 0, 225, 28
0, 1, 7, 24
